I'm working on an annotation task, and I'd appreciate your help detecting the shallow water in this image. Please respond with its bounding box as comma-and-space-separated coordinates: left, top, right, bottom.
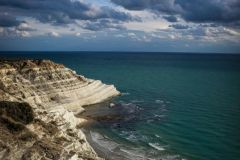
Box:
1, 52, 240, 160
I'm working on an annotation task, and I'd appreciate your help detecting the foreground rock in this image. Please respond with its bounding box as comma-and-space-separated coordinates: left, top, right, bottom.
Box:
0, 59, 120, 160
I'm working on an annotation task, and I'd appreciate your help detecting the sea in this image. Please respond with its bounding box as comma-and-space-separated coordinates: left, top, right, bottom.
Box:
1, 52, 240, 160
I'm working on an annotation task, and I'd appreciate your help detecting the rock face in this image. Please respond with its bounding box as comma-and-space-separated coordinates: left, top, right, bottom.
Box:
0, 59, 120, 160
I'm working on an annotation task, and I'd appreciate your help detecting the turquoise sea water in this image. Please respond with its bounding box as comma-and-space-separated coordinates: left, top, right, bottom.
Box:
1, 52, 240, 160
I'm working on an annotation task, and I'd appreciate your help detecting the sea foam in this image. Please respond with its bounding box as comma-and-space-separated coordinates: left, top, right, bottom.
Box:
148, 143, 165, 151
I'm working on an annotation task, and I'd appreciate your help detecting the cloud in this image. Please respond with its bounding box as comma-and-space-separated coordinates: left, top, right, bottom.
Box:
111, 0, 179, 14
0, 17, 35, 37
17, 23, 36, 31
169, 24, 189, 29
0, 27, 31, 37
175, 0, 240, 23
170, 25, 240, 42
0, 13, 23, 27
48, 31, 60, 37
114, 34, 125, 38
110, 0, 240, 24
83, 19, 125, 31
128, 32, 136, 37
0, 0, 133, 27
0, 0, 239, 46
163, 15, 178, 22
223, 28, 240, 36
75, 32, 81, 37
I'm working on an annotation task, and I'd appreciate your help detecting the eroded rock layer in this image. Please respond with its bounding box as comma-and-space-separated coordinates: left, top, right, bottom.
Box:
0, 59, 120, 160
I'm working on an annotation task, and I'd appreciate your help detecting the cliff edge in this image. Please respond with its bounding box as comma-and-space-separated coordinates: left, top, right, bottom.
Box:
0, 59, 120, 160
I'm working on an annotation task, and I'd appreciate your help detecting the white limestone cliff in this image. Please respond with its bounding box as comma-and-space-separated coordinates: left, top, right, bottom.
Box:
0, 59, 120, 160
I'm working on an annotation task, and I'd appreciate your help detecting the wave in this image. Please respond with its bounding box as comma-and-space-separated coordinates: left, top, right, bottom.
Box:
131, 100, 144, 103
119, 130, 148, 143
155, 134, 161, 138
148, 143, 165, 151
88, 130, 184, 160
119, 148, 147, 160
121, 92, 130, 96
155, 99, 171, 104
154, 114, 166, 118
155, 99, 164, 104
90, 131, 119, 152
89, 131, 149, 160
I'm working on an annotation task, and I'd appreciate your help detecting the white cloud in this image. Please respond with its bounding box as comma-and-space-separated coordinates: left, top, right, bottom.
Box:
114, 34, 125, 38
17, 23, 30, 30
48, 31, 60, 37
75, 32, 81, 36
223, 28, 240, 36
124, 21, 169, 32
0, 27, 31, 37
120, 10, 169, 32
19, 31, 30, 37
128, 32, 136, 37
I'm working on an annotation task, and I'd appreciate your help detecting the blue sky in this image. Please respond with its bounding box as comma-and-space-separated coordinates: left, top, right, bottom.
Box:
0, 0, 240, 53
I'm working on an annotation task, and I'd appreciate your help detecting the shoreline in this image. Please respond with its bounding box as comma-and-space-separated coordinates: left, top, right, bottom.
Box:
77, 104, 116, 160
78, 102, 146, 160
82, 127, 131, 160
78, 102, 126, 160
83, 129, 115, 160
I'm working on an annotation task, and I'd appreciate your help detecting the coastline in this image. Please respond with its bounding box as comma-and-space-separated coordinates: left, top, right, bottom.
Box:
84, 129, 137, 160
77, 102, 120, 160
0, 59, 120, 159
83, 128, 118, 160
77, 108, 122, 160
78, 102, 148, 160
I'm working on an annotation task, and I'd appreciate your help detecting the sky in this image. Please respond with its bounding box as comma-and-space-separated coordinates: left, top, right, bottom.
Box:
0, 0, 240, 53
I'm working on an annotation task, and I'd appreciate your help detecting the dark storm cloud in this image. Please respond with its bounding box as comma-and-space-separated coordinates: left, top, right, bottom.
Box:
0, 0, 133, 27
175, 0, 240, 23
0, 14, 23, 27
111, 0, 240, 24
169, 24, 189, 29
163, 15, 178, 22
111, 0, 178, 14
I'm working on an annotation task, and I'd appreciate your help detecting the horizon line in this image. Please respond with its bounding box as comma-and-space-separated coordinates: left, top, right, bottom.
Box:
0, 51, 240, 55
